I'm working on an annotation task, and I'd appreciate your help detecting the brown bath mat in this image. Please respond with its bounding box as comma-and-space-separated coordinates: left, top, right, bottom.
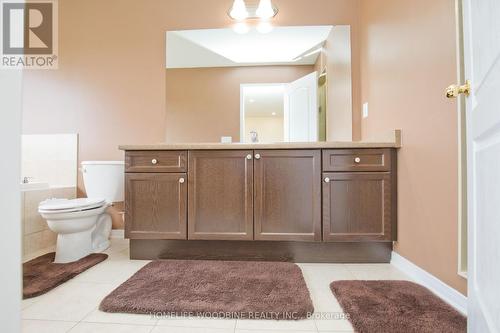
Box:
330, 280, 466, 333
23, 252, 108, 299
100, 259, 314, 320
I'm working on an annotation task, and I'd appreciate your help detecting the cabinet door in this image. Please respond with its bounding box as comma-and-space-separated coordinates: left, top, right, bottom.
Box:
188, 150, 253, 240
254, 150, 321, 241
323, 172, 392, 241
125, 173, 187, 239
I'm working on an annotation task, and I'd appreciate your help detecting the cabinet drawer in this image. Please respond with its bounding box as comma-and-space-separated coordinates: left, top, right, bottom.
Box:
125, 151, 187, 173
322, 149, 391, 172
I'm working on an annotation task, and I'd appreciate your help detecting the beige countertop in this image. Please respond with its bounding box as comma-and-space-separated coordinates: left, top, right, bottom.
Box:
119, 130, 401, 151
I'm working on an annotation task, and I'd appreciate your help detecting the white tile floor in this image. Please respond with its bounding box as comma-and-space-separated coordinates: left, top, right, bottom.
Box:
22, 239, 412, 333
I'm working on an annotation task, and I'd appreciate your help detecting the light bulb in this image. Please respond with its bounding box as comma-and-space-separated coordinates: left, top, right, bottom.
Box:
256, 0, 275, 19
233, 22, 250, 34
229, 0, 249, 20
256, 21, 273, 34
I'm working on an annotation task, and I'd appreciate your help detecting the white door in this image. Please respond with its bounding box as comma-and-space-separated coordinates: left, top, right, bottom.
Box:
463, 0, 500, 332
284, 72, 318, 142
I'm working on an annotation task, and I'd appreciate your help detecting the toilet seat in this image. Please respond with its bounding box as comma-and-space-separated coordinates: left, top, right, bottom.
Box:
39, 198, 107, 214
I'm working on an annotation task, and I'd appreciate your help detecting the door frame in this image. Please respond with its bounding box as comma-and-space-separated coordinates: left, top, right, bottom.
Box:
454, 0, 468, 279
239, 83, 286, 143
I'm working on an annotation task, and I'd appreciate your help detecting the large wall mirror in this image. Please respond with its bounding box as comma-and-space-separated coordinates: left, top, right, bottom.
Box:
165, 25, 352, 143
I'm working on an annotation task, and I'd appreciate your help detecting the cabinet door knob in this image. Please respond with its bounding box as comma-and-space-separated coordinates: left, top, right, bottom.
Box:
246, 154, 252, 160
179, 177, 185, 184
151, 159, 158, 165
255, 153, 261, 160
324, 177, 330, 183
354, 157, 361, 163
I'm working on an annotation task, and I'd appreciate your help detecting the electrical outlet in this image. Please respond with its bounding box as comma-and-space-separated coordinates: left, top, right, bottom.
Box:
362, 102, 369, 118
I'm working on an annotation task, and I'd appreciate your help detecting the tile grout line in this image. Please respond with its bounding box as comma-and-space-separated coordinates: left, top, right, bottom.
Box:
65, 320, 79, 333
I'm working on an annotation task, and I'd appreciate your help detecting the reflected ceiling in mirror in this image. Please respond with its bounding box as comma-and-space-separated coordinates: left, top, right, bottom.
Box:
166, 25, 333, 68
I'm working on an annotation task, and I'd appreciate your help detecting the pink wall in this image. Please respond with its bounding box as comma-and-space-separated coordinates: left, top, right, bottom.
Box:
22, 0, 362, 195
359, 0, 466, 294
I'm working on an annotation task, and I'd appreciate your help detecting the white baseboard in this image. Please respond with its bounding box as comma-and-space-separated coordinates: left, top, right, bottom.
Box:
110, 229, 125, 239
391, 251, 467, 315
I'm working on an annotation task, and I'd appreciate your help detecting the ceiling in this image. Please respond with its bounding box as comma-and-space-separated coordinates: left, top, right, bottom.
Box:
166, 25, 333, 68
243, 85, 285, 117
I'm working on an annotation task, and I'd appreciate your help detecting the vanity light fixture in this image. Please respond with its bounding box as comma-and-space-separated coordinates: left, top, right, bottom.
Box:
229, 0, 249, 21
228, 0, 278, 34
256, 0, 275, 19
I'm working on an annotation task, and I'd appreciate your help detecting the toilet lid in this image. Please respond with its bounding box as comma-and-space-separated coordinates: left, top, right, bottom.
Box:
39, 198, 107, 213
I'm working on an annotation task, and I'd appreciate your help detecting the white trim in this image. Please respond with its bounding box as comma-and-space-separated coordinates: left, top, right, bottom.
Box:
110, 229, 125, 239
0, 68, 23, 333
239, 85, 245, 142
455, 0, 468, 280
391, 251, 467, 315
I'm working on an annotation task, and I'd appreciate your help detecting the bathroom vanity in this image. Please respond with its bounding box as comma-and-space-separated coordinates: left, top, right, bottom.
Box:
119, 134, 400, 263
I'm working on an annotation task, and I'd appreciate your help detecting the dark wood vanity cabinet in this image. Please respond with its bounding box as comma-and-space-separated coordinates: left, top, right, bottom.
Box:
322, 149, 396, 242
188, 150, 254, 241
124, 147, 397, 252
125, 173, 187, 239
254, 150, 321, 241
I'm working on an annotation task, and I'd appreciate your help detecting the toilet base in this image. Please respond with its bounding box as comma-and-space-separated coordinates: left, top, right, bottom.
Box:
93, 239, 110, 253
41, 205, 112, 263
54, 229, 93, 263
92, 213, 112, 253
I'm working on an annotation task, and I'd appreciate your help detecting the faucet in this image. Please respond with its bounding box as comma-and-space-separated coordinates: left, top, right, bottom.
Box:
250, 131, 259, 143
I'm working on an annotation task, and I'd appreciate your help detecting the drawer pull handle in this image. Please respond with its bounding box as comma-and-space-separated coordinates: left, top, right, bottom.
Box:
324, 177, 330, 183
179, 177, 185, 184
354, 157, 361, 163
246, 154, 252, 160
151, 159, 158, 165
255, 153, 261, 160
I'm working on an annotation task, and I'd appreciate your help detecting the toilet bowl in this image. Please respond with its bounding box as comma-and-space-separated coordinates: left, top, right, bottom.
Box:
39, 198, 111, 263
38, 161, 124, 263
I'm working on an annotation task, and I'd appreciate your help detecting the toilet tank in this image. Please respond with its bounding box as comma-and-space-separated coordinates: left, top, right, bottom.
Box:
81, 161, 124, 203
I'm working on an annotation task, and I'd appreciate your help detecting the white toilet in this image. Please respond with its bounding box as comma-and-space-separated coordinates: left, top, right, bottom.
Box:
39, 161, 124, 263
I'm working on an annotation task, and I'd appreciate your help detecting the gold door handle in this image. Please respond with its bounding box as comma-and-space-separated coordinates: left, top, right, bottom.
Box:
446, 80, 470, 98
